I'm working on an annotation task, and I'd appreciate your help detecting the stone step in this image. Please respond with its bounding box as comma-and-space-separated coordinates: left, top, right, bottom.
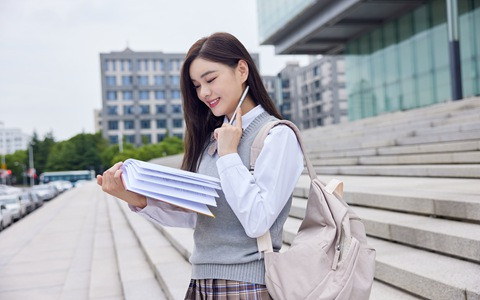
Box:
309, 148, 377, 159
313, 164, 480, 178
282, 219, 480, 299
358, 151, 480, 165
370, 237, 480, 300
290, 199, 480, 262
117, 200, 191, 300
370, 281, 422, 300
312, 151, 480, 166
293, 175, 480, 222
88, 192, 123, 299
413, 120, 480, 136
106, 196, 166, 300
309, 140, 480, 159
377, 140, 480, 156
396, 130, 480, 146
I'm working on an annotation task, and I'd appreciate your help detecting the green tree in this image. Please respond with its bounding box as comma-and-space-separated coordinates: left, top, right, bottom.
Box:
110, 135, 184, 164
5, 150, 28, 185
45, 132, 109, 174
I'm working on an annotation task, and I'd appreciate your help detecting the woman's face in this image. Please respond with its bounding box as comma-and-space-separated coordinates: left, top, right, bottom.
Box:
189, 58, 248, 119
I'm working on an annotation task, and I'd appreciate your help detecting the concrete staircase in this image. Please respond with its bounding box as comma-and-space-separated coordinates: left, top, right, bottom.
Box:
130, 97, 479, 299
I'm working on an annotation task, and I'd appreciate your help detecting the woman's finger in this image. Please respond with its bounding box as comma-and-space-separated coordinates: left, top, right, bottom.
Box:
96, 175, 103, 186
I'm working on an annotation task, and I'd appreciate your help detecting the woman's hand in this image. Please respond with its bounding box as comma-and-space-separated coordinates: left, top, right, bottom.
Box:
214, 108, 243, 157
97, 162, 147, 208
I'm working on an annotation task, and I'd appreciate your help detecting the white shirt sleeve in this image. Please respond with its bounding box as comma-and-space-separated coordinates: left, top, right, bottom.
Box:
128, 198, 197, 228
216, 125, 304, 238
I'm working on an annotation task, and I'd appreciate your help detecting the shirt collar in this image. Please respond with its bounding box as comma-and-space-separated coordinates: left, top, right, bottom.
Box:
223, 105, 265, 130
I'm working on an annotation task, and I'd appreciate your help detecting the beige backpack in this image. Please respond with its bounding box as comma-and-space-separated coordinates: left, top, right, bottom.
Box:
251, 120, 376, 300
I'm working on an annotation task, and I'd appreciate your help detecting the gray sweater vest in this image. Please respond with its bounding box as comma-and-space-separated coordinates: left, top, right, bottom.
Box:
190, 111, 293, 284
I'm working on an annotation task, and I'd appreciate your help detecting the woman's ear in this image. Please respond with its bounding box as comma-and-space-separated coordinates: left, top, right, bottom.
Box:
236, 59, 249, 83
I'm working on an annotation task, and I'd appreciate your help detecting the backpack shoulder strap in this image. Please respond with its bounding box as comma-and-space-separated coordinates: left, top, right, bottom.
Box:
251, 120, 316, 254
250, 120, 317, 180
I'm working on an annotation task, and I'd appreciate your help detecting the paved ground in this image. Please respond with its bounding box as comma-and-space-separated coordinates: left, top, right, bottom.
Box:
0, 183, 124, 300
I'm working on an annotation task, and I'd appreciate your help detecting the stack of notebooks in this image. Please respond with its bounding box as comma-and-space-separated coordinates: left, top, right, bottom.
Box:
121, 158, 221, 217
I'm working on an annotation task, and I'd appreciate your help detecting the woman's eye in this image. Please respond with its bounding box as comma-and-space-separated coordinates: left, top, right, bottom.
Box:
207, 77, 216, 83
193, 85, 200, 89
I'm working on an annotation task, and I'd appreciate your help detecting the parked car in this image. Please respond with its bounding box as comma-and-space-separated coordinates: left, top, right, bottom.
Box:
0, 202, 15, 229
31, 184, 57, 201
0, 194, 26, 221
19, 192, 36, 213
29, 191, 44, 208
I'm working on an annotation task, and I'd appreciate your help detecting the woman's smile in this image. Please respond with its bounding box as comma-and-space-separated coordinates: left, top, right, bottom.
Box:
207, 97, 220, 108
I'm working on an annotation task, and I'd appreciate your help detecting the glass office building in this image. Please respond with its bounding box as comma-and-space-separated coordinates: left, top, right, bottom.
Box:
346, 0, 480, 120
258, 0, 480, 121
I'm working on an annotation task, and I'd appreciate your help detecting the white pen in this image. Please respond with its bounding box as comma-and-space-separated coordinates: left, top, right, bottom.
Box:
229, 85, 250, 125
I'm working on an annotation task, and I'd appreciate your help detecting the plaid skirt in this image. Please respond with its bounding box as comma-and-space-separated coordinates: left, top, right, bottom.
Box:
184, 279, 272, 300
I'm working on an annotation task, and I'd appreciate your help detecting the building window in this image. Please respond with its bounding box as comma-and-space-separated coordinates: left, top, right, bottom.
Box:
281, 79, 290, 88
144, 59, 149, 71
123, 91, 133, 100
154, 75, 165, 85
314, 80, 320, 88
313, 66, 319, 76
303, 108, 310, 117
173, 119, 183, 128
139, 91, 150, 100
111, 60, 116, 71
140, 120, 151, 129
125, 135, 135, 144
138, 76, 149, 86
108, 135, 118, 144
156, 105, 166, 114
173, 133, 183, 139
124, 105, 135, 115
282, 92, 290, 99
170, 75, 180, 85
108, 121, 118, 130
169, 59, 181, 71
106, 76, 116, 86
171, 104, 182, 114
156, 119, 166, 128
104, 59, 109, 71
157, 134, 166, 142
303, 120, 310, 129
107, 106, 118, 115
315, 93, 321, 101
124, 120, 134, 129
316, 106, 323, 113
302, 97, 309, 105
155, 90, 165, 99
171, 90, 181, 99
140, 105, 150, 114
122, 76, 133, 86
107, 91, 117, 100
317, 118, 323, 126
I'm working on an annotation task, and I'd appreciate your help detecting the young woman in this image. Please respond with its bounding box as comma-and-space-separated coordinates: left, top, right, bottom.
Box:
97, 32, 304, 299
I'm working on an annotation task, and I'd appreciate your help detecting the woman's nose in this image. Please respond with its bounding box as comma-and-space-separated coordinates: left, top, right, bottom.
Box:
200, 85, 211, 100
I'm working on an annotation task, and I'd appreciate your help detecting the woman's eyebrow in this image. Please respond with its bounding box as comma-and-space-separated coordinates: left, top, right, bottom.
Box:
200, 70, 217, 78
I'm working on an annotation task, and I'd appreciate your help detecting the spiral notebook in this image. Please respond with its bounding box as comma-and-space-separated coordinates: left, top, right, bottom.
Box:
121, 158, 220, 217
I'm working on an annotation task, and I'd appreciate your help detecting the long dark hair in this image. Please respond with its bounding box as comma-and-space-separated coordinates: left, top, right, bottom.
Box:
180, 32, 282, 172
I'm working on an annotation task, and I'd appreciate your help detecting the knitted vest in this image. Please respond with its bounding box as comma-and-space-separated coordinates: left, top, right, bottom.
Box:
190, 111, 293, 284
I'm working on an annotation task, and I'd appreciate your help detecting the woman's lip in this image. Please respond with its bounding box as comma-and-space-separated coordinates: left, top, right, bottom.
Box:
207, 97, 220, 108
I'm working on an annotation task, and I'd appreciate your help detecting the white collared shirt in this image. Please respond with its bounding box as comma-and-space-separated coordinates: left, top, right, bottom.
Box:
131, 105, 304, 238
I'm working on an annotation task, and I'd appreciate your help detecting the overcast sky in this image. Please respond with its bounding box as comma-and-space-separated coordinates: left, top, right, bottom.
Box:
0, 0, 311, 141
